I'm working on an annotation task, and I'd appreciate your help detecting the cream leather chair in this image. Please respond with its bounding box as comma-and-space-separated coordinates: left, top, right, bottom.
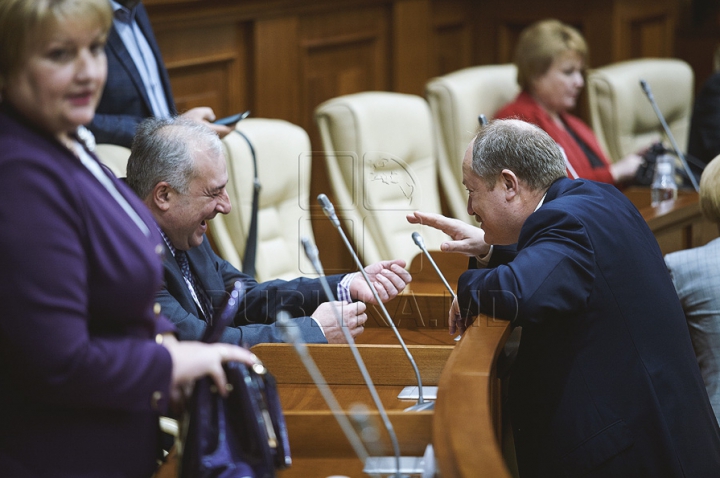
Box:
425, 64, 519, 222
95, 143, 131, 177
314, 91, 447, 265
587, 58, 694, 162
209, 119, 316, 282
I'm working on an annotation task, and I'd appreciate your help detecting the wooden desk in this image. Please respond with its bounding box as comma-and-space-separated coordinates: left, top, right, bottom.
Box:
249, 315, 513, 478
624, 187, 718, 254
252, 338, 455, 478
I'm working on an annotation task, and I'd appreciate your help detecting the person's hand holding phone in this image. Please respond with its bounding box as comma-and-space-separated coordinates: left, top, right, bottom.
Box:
180, 107, 235, 138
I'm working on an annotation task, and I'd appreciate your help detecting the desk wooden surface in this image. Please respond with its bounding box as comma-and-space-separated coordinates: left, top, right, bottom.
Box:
246, 315, 513, 478
251, 335, 449, 478
434, 316, 513, 478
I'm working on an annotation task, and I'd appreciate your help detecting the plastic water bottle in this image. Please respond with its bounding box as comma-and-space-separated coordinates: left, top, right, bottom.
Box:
651, 154, 678, 206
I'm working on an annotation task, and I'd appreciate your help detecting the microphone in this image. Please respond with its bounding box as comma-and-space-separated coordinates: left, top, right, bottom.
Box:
411, 232, 456, 302
317, 194, 433, 411
478, 114, 488, 127
300, 237, 403, 477
276, 311, 370, 467
639, 79, 699, 192
318, 194, 341, 227
411, 232, 461, 343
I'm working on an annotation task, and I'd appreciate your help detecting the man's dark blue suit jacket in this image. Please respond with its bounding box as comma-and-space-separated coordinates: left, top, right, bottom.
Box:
89, 3, 175, 147
159, 238, 342, 347
459, 177, 720, 477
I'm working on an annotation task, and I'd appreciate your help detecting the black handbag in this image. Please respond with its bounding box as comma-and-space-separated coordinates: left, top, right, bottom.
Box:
179, 281, 291, 478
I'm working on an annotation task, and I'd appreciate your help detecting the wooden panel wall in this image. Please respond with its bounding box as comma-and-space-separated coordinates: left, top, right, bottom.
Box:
144, 0, 683, 271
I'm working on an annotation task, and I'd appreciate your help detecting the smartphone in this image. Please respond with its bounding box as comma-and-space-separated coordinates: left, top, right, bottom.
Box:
214, 110, 250, 126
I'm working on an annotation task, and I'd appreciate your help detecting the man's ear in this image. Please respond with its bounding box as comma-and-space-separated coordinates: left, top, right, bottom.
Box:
500, 169, 520, 200
151, 182, 174, 212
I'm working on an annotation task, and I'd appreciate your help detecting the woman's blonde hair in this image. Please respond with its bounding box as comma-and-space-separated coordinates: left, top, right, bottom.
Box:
0, 0, 112, 90
514, 19, 588, 90
700, 155, 720, 224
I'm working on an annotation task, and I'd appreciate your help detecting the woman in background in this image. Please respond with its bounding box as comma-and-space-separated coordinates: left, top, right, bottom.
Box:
495, 19, 643, 185
0, 1, 255, 476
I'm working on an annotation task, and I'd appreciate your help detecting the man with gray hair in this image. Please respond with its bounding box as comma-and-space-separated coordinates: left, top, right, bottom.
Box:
409, 119, 720, 477
127, 117, 411, 346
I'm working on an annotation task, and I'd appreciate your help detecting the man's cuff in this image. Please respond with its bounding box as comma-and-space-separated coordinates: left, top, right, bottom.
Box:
337, 272, 358, 302
475, 245, 494, 268
309, 316, 327, 337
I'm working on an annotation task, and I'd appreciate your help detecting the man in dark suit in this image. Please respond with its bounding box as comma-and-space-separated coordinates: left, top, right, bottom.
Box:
408, 119, 720, 477
127, 116, 411, 347
88, 0, 231, 147
688, 68, 720, 168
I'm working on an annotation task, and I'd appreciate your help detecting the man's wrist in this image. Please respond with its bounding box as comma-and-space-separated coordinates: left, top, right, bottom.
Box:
337, 272, 358, 302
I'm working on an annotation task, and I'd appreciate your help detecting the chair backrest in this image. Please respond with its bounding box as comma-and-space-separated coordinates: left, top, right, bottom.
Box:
95, 143, 131, 177
587, 58, 694, 161
425, 64, 519, 222
314, 91, 447, 265
209, 119, 316, 282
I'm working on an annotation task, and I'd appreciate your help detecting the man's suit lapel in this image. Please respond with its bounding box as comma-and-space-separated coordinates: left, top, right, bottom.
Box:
135, 4, 177, 114
105, 27, 154, 114
187, 242, 227, 308
161, 244, 206, 321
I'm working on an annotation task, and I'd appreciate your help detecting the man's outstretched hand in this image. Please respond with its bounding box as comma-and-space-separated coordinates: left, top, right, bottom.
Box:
407, 211, 490, 257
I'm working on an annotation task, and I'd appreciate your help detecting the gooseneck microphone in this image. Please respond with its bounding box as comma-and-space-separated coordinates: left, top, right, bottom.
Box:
411, 232, 456, 302
276, 311, 370, 467
411, 232, 461, 343
317, 194, 431, 411
300, 237, 402, 477
639, 79, 699, 192
411, 232, 462, 343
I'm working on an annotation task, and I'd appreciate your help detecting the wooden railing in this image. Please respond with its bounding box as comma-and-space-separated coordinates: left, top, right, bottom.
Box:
433, 316, 513, 477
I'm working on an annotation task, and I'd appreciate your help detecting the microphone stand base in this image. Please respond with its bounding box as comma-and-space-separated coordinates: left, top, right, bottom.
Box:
397, 386, 438, 401
363, 455, 428, 476
404, 400, 435, 412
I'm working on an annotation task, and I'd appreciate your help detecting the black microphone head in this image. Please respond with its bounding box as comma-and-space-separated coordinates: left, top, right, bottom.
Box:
639, 79, 652, 98
478, 114, 488, 126
411, 231, 425, 249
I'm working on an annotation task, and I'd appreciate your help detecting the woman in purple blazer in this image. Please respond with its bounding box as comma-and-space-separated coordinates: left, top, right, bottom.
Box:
0, 1, 256, 476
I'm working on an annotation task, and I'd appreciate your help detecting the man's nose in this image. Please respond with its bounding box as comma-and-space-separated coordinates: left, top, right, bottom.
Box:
216, 190, 231, 214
